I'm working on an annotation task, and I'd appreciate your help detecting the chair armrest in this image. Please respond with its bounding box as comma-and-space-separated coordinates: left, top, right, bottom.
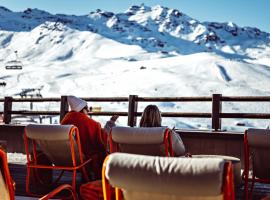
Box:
39, 184, 78, 200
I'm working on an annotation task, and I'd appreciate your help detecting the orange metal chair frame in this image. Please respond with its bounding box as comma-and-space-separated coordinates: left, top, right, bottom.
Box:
39, 184, 79, 200
24, 125, 91, 197
109, 128, 174, 156
242, 130, 270, 200
1, 148, 79, 200
0, 148, 15, 200
102, 155, 235, 200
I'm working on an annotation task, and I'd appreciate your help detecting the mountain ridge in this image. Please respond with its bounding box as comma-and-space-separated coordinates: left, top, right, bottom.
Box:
0, 4, 269, 59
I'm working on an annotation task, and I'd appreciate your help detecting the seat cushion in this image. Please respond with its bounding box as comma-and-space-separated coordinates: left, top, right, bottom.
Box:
111, 127, 166, 144
25, 124, 73, 141
25, 124, 82, 166
105, 153, 225, 196
191, 155, 241, 186
0, 170, 10, 200
122, 190, 223, 200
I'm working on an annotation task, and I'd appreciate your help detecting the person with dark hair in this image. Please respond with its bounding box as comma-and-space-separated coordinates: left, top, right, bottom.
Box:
61, 95, 117, 179
140, 105, 186, 156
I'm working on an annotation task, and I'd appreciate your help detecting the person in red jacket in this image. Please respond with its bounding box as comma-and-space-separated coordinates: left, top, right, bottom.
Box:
61, 95, 116, 179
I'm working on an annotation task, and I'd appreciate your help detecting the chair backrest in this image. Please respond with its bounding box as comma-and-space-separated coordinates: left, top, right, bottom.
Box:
110, 127, 173, 156
0, 148, 15, 200
24, 124, 83, 167
103, 153, 234, 200
246, 128, 270, 179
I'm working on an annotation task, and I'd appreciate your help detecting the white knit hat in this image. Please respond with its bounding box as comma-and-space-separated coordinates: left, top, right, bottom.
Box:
67, 95, 87, 112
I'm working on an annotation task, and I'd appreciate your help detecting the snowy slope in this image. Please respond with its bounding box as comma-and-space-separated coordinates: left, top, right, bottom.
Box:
0, 5, 270, 58
0, 4, 270, 130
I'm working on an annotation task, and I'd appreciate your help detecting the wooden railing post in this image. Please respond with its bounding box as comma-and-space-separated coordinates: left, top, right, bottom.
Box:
127, 95, 138, 127
60, 95, 69, 122
212, 94, 222, 131
3, 96, 12, 124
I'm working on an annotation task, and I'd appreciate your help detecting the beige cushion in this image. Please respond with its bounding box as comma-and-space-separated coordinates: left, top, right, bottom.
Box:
247, 129, 270, 179
111, 127, 166, 144
111, 127, 168, 156
117, 143, 165, 156
106, 153, 225, 197
25, 124, 73, 141
25, 124, 81, 167
122, 190, 223, 200
0, 169, 10, 200
192, 155, 241, 187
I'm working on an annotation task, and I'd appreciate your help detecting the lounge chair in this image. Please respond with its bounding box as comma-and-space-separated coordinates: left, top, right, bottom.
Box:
102, 153, 235, 200
243, 128, 270, 200
0, 147, 78, 200
24, 124, 91, 196
109, 126, 173, 156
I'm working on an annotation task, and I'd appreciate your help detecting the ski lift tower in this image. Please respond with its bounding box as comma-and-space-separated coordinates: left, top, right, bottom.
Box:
5, 50, 23, 70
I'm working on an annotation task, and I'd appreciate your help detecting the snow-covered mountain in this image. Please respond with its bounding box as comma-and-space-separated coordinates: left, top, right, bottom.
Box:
0, 4, 270, 129
0, 4, 270, 58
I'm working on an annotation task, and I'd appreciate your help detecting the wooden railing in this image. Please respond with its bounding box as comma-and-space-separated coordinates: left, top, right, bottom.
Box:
1, 94, 270, 130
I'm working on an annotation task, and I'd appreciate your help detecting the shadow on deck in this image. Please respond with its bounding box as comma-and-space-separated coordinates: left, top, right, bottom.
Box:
9, 163, 85, 198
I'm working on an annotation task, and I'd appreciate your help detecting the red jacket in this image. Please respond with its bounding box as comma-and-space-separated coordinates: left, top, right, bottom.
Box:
61, 111, 105, 157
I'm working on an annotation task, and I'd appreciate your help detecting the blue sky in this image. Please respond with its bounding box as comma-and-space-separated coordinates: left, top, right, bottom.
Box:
1, 0, 270, 32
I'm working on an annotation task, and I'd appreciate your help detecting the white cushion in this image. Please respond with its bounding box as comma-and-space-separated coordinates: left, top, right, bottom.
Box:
25, 124, 73, 141
106, 153, 225, 196
25, 124, 81, 166
191, 155, 241, 186
0, 171, 10, 200
122, 190, 223, 200
111, 127, 166, 144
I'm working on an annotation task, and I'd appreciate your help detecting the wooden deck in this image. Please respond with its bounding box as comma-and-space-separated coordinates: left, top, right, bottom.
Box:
9, 163, 85, 198
9, 163, 270, 200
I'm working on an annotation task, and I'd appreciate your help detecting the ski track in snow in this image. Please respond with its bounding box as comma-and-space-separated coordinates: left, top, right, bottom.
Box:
216, 64, 232, 82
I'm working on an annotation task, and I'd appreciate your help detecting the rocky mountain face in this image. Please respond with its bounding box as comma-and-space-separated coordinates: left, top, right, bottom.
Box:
0, 4, 269, 59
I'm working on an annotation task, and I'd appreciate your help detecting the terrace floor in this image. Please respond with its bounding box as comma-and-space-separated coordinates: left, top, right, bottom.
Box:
10, 163, 85, 199
9, 163, 270, 200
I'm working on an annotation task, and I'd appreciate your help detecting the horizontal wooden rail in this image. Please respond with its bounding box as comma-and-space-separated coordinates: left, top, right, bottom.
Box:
137, 97, 212, 102
221, 113, 270, 119
222, 96, 270, 101
10, 111, 130, 117
10, 111, 60, 115
11, 98, 60, 102
5, 97, 129, 103
83, 97, 129, 102
6, 96, 270, 102
1, 94, 270, 130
